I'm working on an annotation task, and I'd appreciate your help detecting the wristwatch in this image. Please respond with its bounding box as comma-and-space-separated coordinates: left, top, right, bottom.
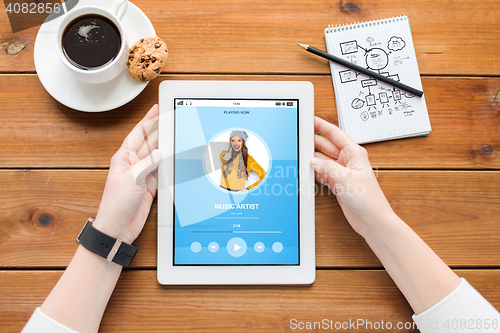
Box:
76, 217, 139, 267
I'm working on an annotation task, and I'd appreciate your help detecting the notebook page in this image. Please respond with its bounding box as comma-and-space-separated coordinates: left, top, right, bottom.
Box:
325, 16, 431, 144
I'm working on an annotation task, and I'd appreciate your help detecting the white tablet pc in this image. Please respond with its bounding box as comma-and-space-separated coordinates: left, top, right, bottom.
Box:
157, 81, 315, 285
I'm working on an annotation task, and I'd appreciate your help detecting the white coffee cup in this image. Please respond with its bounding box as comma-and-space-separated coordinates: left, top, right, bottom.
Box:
55, 0, 128, 84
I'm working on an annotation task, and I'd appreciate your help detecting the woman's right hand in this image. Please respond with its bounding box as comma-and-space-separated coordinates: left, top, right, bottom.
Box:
311, 117, 464, 316
310, 116, 395, 237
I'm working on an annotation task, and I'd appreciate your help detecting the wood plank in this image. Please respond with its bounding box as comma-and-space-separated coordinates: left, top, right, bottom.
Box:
1, 269, 499, 332
1, 170, 499, 269
1, 0, 500, 75
0, 74, 498, 169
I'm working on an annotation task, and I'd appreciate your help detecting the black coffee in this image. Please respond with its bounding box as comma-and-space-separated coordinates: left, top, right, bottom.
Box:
62, 14, 121, 70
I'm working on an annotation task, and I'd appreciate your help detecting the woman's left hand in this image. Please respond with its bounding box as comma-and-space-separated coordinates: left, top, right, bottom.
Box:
93, 105, 162, 244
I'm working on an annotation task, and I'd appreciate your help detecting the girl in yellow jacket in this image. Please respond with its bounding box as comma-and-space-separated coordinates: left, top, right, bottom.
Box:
220, 131, 266, 191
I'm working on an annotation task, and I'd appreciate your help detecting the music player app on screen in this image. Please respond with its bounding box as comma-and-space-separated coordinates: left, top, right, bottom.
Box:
173, 99, 299, 265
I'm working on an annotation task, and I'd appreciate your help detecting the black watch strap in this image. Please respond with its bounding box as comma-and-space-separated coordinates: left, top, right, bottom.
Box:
77, 218, 139, 267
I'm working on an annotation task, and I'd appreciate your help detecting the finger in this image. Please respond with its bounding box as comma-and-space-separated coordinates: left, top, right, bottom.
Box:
314, 151, 337, 163
122, 105, 159, 152
313, 152, 342, 183
137, 128, 159, 160
310, 155, 344, 182
131, 149, 162, 187
145, 173, 158, 198
151, 167, 159, 180
314, 170, 329, 185
315, 134, 341, 160
314, 116, 356, 150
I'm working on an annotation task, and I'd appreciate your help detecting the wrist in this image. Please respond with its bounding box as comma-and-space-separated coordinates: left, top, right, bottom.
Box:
93, 215, 135, 244
76, 243, 123, 271
358, 208, 401, 241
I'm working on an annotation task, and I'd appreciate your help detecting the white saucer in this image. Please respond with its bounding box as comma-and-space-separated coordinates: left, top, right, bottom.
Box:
34, 0, 156, 112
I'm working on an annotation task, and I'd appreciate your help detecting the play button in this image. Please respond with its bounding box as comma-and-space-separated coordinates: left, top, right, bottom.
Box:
227, 237, 247, 257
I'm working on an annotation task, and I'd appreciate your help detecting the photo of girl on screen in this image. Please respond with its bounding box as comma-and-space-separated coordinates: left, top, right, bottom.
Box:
220, 130, 266, 192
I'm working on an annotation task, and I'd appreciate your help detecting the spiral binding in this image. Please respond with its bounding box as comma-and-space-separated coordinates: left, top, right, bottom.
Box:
324, 15, 407, 33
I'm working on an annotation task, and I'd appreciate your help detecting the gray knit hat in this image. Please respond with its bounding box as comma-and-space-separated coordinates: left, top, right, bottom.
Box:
229, 130, 248, 142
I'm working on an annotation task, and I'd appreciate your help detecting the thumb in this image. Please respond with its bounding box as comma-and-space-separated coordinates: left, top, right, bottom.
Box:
310, 157, 345, 183
132, 149, 162, 187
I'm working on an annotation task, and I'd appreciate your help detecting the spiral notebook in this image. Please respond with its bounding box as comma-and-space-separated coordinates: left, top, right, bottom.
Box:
324, 16, 431, 144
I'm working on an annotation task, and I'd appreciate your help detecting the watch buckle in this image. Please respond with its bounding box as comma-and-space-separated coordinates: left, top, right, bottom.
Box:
107, 239, 123, 262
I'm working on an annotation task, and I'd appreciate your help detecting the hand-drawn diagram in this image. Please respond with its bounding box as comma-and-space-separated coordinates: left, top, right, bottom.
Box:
338, 36, 416, 121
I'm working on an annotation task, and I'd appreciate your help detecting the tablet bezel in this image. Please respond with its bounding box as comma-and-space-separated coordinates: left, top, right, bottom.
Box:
157, 80, 315, 285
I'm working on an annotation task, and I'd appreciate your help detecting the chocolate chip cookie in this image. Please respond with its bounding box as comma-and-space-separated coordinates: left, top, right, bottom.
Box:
127, 36, 168, 82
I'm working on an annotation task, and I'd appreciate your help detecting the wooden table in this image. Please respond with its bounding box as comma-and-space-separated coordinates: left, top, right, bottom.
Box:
1, 0, 499, 332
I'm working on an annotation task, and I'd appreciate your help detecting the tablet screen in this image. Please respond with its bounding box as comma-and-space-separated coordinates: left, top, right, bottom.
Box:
173, 98, 299, 265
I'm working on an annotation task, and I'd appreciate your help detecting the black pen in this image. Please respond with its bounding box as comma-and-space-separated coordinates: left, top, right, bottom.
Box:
297, 43, 423, 97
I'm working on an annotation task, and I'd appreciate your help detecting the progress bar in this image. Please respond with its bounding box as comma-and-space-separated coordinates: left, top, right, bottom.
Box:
192, 231, 282, 234
233, 231, 282, 234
